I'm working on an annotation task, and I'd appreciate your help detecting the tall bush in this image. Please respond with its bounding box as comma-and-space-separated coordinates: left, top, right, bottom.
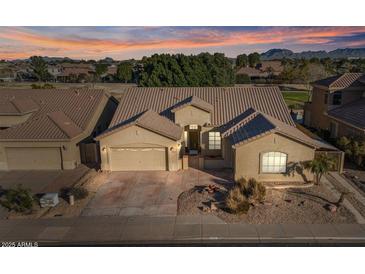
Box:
0, 185, 34, 213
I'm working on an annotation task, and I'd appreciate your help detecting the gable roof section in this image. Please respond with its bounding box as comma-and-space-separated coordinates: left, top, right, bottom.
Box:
327, 98, 365, 130
0, 88, 107, 141
110, 87, 295, 128
220, 107, 257, 137
171, 95, 214, 113
226, 110, 336, 150
47, 111, 83, 139
313, 73, 365, 89
97, 109, 182, 141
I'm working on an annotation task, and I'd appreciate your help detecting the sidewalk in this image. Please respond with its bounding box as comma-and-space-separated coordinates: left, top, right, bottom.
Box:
1, 215, 365, 246
326, 172, 365, 224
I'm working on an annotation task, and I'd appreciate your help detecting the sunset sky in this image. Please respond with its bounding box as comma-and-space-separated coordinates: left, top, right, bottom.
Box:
1, 26, 365, 60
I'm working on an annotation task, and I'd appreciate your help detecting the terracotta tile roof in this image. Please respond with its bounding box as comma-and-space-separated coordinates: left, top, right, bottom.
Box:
227, 109, 336, 150
10, 98, 39, 114
47, 111, 83, 139
327, 98, 365, 130
220, 107, 257, 137
0, 95, 39, 115
59, 67, 94, 77
0, 101, 19, 115
0, 89, 107, 141
236, 67, 268, 77
171, 95, 214, 113
256, 61, 283, 75
313, 73, 365, 89
110, 87, 295, 128
97, 109, 182, 141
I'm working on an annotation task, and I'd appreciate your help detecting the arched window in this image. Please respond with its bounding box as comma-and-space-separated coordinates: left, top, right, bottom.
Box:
261, 152, 287, 173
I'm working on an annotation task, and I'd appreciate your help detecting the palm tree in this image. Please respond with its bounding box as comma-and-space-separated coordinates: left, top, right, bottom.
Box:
304, 154, 335, 185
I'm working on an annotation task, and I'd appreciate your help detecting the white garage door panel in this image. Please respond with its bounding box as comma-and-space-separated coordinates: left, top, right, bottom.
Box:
6, 147, 62, 170
110, 147, 166, 171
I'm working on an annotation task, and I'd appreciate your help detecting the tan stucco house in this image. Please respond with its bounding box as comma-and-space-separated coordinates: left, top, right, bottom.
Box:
0, 88, 117, 170
96, 87, 336, 182
304, 73, 365, 139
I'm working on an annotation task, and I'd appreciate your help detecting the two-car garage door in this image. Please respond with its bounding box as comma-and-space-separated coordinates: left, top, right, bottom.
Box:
6, 147, 62, 170
109, 147, 167, 171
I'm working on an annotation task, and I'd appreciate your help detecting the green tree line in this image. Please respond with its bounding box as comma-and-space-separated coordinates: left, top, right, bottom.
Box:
138, 53, 235, 86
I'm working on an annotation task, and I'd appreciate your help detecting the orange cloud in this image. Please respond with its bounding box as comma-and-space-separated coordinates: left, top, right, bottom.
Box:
1, 26, 365, 59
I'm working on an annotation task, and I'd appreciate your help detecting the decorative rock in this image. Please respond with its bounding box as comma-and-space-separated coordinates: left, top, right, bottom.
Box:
210, 201, 218, 211
329, 204, 337, 213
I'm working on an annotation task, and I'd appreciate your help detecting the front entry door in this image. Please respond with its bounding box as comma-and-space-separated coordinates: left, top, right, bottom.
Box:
189, 131, 199, 150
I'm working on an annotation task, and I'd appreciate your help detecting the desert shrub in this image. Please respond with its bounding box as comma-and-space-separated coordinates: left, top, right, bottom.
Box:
225, 186, 250, 214
65, 186, 89, 200
31, 83, 55, 89
236, 178, 266, 203
0, 185, 34, 213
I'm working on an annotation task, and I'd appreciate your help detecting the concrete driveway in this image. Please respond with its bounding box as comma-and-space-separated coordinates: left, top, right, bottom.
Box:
82, 169, 233, 217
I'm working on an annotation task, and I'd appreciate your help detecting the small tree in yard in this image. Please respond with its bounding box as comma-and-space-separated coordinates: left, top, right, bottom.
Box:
304, 154, 335, 185
0, 185, 34, 213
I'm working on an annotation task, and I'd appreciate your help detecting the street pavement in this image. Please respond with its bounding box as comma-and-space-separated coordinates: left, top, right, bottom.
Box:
1, 215, 365, 246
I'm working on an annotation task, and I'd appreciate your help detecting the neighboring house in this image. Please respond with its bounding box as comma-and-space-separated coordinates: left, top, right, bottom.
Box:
304, 73, 365, 139
0, 89, 118, 170
256, 60, 283, 76
236, 66, 268, 79
96, 87, 337, 182
57, 63, 95, 82
101, 65, 118, 82
47, 65, 62, 79
236, 61, 283, 80
0, 66, 17, 82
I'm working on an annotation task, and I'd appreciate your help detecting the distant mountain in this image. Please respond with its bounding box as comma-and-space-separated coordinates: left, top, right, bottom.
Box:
260, 49, 294, 60
261, 48, 365, 60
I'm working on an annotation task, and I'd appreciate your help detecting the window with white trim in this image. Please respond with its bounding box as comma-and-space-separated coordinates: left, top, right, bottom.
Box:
208, 132, 221, 150
261, 152, 287, 173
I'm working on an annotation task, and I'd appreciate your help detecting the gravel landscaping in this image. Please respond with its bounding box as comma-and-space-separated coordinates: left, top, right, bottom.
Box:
177, 182, 357, 224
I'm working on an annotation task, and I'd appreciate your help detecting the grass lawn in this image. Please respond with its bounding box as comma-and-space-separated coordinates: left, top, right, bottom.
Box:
282, 91, 309, 109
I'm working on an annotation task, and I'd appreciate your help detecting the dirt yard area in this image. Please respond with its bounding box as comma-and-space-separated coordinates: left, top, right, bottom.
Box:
177, 182, 356, 224
1, 166, 99, 219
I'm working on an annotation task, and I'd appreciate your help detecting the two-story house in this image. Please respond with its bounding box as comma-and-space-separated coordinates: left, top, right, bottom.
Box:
304, 73, 365, 139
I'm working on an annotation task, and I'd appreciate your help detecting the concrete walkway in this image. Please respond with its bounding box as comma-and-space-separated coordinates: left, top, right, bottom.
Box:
1, 215, 365, 245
